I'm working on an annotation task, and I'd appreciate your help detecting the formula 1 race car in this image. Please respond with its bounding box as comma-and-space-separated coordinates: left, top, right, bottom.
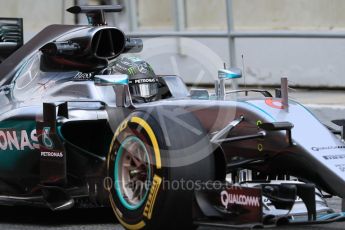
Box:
1, 5, 345, 230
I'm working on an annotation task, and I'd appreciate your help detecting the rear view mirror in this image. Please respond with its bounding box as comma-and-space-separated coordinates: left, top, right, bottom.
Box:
216, 67, 242, 100
94, 74, 128, 86
94, 74, 132, 107
218, 68, 242, 79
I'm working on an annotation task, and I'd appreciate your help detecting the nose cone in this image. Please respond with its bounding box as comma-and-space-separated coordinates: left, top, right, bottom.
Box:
245, 99, 345, 198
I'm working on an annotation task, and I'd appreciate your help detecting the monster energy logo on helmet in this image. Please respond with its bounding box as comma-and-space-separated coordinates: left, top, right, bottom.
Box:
114, 56, 155, 77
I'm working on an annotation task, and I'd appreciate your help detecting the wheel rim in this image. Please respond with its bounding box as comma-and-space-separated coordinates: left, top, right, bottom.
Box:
114, 136, 151, 210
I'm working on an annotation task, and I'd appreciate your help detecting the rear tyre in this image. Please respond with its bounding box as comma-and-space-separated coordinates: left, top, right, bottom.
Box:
107, 110, 215, 230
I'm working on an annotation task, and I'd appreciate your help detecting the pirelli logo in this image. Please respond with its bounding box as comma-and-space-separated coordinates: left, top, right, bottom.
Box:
143, 174, 162, 219
114, 119, 128, 139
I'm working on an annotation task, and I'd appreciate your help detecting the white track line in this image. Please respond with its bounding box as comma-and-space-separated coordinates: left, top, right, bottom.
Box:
305, 104, 345, 110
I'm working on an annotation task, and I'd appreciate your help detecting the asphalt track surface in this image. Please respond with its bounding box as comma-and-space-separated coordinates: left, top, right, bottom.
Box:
1, 90, 345, 230
0, 197, 343, 229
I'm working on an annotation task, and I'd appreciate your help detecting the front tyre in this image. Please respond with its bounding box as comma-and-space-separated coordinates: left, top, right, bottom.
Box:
107, 111, 215, 230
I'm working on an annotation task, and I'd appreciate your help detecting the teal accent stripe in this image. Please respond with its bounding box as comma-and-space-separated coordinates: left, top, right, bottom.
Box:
241, 101, 276, 121
56, 126, 104, 160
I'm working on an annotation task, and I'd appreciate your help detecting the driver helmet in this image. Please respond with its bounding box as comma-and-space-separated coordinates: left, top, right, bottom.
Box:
113, 56, 159, 103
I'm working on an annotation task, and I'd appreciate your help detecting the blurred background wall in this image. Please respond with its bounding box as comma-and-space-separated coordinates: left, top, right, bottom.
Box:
0, 0, 75, 40
137, 0, 345, 31
1, 0, 345, 88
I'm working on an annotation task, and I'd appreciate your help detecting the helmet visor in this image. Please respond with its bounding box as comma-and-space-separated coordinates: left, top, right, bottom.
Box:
130, 82, 158, 99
